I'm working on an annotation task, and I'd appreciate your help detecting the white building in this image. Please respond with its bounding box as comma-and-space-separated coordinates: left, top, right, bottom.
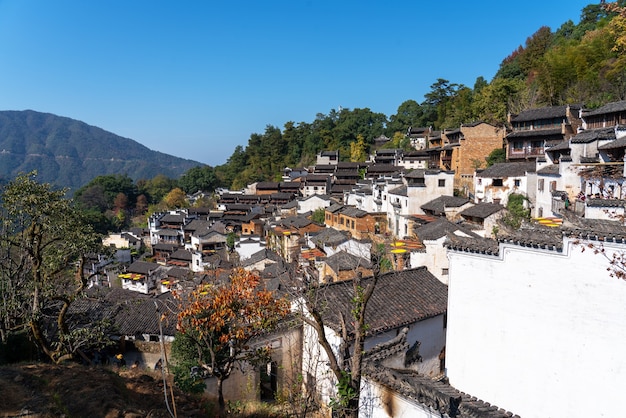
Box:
474, 161, 536, 206
412, 218, 479, 284
297, 194, 333, 214
445, 223, 626, 418
299, 267, 448, 412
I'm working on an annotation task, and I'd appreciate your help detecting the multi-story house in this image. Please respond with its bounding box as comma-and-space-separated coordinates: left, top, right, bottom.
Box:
266, 215, 325, 263
426, 130, 444, 169
119, 260, 162, 294
398, 150, 429, 170
474, 161, 536, 206
505, 104, 582, 162
439, 122, 506, 194
371, 148, 403, 165
316, 150, 339, 165
324, 203, 386, 240
532, 100, 626, 218
406, 126, 430, 150
301, 174, 332, 198
148, 209, 203, 246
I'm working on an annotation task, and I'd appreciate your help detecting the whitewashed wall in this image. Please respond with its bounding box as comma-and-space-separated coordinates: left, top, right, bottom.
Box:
446, 237, 626, 418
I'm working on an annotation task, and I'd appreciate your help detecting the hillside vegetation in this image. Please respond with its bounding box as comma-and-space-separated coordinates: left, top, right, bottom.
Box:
214, 2, 626, 189
0, 110, 202, 191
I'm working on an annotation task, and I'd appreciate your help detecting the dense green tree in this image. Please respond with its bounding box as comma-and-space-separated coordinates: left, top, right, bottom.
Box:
350, 134, 368, 162
74, 174, 138, 211
423, 79, 465, 128
215, 145, 248, 189
486, 148, 506, 167
178, 165, 218, 194
386, 100, 428, 136
139, 174, 177, 204
310, 207, 326, 225
162, 187, 189, 209
386, 132, 412, 151
472, 77, 527, 125
0, 172, 110, 362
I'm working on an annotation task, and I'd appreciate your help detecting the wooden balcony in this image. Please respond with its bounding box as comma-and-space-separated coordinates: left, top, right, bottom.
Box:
509, 147, 544, 159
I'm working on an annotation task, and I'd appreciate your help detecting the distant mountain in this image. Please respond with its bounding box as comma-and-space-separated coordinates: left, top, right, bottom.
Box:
0, 110, 203, 191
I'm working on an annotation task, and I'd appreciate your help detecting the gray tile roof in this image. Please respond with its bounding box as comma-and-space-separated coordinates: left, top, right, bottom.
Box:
536, 164, 560, 175
160, 213, 186, 223
583, 100, 626, 117
388, 185, 408, 196
310, 227, 350, 247
414, 218, 479, 241
276, 215, 313, 229
256, 181, 279, 189
460, 203, 504, 219
183, 219, 212, 233
561, 215, 626, 241
241, 248, 282, 268
445, 235, 500, 255
367, 164, 403, 174
598, 136, 626, 150
365, 365, 519, 418
546, 141, 570, 151
324, 250, 371, 273
586, 198, 626, 208
498, 227, 564, 251
170, 249, 192, 261
74, 288, 178, 337
421, 195, 470, 215
510, 104, 581, 122
506, 128, 563, 138
570, 127, 615, 143
152, 243, 178, 252
476, 162, 536, 178
315, 267, 447, 337
156, 229, 180, 237
166, 267, 192, 279
340, 206, 369, 218
404, 169, 426, 178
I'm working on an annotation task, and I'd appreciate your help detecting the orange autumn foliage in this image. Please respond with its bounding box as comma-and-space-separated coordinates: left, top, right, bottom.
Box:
174, 268, 290, 373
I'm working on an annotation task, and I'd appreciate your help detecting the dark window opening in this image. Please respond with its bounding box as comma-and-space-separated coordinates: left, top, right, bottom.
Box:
260, 361, 278, 402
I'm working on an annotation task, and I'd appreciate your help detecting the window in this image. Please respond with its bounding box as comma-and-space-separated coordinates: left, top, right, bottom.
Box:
260, 361, 278, 401
514, 179, 521, 187
493, 179, 503, 187
513, 141, 524, 150
438, 179, 446, 187
442, 268, 449, 276
550, 181, 557, 192
538, 179, 544, 191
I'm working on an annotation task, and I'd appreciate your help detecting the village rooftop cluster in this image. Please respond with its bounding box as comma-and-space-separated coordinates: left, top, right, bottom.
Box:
91, 99, 626, 418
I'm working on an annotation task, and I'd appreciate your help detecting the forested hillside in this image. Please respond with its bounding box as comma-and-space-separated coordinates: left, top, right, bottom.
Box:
215, 1, 626, 189
0, 110, 202, 191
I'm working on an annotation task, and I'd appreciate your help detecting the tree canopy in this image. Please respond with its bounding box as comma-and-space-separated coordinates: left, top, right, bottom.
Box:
0, 172, 109, 363
174, 269, 289, 416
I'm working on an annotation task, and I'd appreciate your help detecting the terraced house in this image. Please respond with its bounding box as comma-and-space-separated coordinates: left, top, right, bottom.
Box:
505, 104, 583, 162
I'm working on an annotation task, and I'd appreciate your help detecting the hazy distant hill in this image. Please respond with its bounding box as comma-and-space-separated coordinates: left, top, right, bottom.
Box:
0, 110, 203, 191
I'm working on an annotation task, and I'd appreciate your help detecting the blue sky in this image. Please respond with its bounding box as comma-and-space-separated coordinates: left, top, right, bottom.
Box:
0, 0, 593, 167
